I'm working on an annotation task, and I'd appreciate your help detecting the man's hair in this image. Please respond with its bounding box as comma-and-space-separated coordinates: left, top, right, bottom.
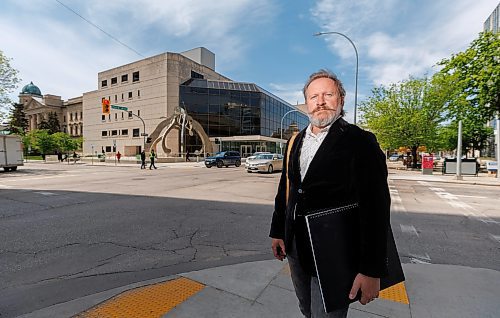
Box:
302, 69, 346, 110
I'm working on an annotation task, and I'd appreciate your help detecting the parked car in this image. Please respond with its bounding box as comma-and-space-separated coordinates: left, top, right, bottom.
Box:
246, 151, 270, 161
246, 153, 283, 173
388, 154, 400, 162
205, 151, 241, 168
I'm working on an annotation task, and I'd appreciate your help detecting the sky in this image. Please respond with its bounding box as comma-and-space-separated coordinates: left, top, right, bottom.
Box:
1, 0, 498, 123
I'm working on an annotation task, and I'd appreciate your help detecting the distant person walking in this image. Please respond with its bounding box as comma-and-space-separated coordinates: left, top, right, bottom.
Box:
149, 149, 157, 170
140, 150, 146, 169
116, 151, 122, 163
186, 150, 191, 162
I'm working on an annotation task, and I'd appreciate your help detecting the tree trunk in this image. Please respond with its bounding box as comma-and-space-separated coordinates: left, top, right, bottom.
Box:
411, 145, 418, 169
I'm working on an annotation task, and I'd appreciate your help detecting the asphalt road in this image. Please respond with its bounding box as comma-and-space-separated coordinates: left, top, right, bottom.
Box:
0, 162, 498, 317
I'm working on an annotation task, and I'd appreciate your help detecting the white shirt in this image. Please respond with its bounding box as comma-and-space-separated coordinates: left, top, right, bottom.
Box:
299, 123, 332, 181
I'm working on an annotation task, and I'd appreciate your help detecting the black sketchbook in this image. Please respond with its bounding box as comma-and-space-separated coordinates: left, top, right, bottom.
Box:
305, 203, 405, 313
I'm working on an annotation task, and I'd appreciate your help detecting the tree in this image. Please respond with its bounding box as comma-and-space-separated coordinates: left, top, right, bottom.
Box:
28, 129, 56, 159
359, 77, 446, 167
436, 121, 493, 157
439, 31, 500, 122
7, 102, 28, 134
47, 112, 61, 134
0, 50, 21, 123
53, 132, 81, 154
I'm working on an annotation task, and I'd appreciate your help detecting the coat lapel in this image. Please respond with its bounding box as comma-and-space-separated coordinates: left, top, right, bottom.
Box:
301, 118, 349, 185
288, 129, 305, 186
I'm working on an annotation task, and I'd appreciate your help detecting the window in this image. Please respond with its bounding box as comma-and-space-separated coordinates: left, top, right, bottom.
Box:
111, 130, 118, 136
106, 146, 112, 152
191, 70, 204, 79
133, 128, 140, 137
137, 110, 140, 116
121, 74, 128, 82
111, 77, 117, 85
63, 115, 66, 122
101, 115, 105, 121
128, 92, 132, 99
102, 131, 108, 137
70, 113, 73, 121
121, 129, 128, 136
101, 80, 107, 87
121, 93, 124, 101
80, 112, 83, 120
132, 71, 140, 82
121, 112, 124, 119
128, 111, 133, 118
138, 90, 140, 97
115, 95, 117, 102
115, 113, 117, 120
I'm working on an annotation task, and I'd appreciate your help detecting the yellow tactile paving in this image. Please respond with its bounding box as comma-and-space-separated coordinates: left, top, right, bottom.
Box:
379, 281, 410, 304
76, 277, 205, 318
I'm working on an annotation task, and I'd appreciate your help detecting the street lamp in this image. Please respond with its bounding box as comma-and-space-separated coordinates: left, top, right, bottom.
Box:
129, 112, 146, 151
314, 31, 359, 125
280, 109, 299, 154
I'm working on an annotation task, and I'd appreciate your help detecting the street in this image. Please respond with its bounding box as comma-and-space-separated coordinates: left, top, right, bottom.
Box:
0, 163, 499, 317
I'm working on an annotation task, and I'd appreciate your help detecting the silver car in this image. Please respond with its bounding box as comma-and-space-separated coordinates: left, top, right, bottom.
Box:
245, 153, 283, 173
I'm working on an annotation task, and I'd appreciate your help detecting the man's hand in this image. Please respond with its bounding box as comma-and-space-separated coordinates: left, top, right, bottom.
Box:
271, 238, 286, 261
349, 273, 380, 305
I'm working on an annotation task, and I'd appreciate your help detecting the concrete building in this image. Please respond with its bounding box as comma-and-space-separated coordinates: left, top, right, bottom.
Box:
484, 3, 499, 33
19, 47, 308, 159
483, 3, 499, 158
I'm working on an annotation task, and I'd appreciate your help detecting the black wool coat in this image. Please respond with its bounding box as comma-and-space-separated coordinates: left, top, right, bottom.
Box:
269, 118, 391, 278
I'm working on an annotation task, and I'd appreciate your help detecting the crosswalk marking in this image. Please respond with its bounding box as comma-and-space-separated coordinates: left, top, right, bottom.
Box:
400, 224, 419, 237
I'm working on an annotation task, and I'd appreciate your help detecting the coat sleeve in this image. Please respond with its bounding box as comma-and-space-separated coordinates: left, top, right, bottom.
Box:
355, 130, 391, 278
269, 140, 290, 239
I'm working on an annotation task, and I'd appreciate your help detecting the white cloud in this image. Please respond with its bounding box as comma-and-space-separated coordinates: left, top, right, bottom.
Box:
310, 0, 498, 87
2, 0, 278, 101
268, 83, 304, 105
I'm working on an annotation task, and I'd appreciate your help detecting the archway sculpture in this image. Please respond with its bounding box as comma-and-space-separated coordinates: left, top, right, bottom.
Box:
146, 107, 214, 157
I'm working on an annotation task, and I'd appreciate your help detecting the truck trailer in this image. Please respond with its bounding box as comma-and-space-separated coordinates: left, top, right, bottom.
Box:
0, 135, 24, 172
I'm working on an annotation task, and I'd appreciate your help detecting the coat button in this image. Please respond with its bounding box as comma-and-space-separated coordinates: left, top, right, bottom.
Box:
298, 189, 304, 194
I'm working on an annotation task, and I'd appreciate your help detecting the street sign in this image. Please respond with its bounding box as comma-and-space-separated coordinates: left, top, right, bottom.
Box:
111, 105, 128, 111
141, 133, 148, 136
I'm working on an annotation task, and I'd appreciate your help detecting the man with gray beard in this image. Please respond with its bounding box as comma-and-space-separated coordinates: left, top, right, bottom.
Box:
270, 70, 392, 317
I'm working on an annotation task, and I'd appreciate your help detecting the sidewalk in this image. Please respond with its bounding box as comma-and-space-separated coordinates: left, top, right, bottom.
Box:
20, 260, 500, 318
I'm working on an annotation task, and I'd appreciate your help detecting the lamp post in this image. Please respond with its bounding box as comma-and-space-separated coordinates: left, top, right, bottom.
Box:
129, 112, 146, 152
314, 31, 359, 125
280, 109, 299, 154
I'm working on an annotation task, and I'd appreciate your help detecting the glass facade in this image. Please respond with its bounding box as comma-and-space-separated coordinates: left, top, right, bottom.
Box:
179, 79, 308, 154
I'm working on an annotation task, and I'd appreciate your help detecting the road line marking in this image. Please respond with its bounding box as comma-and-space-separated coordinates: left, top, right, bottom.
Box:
2, 175, 78, 182
454, 195, 487, 199
34, 191, 57, 196
418, 181, 431, 186
400, 224, 419, 237
489, 234, 500, 243
409, 253, 431, 264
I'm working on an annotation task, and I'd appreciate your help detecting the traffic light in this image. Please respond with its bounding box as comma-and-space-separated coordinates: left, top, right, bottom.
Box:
102, 98, 110, 114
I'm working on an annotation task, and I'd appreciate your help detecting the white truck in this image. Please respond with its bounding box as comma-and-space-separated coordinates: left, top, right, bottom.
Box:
0, 135, 24, 172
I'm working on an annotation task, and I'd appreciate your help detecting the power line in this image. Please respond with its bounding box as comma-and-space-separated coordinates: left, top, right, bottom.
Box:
55, 0, 144, 58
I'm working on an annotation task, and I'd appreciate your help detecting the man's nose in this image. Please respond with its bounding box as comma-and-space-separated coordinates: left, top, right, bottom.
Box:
316, 94, 326, 105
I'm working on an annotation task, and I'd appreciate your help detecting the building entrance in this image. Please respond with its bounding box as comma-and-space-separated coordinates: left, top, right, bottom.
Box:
240, 145, 252, 158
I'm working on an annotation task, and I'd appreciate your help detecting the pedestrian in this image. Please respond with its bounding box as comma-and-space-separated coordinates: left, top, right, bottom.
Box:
186, 150, 190, 162
149, 149, 157, 169
116, 151, 122, 163
270, 70, 395, 317
140, 150, 146, 169
57, 151, 62, 162
72, 151, 78, 164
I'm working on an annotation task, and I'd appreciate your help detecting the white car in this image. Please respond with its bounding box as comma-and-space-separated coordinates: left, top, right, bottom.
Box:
246, 151, 271, 161
245, 153, 283, 173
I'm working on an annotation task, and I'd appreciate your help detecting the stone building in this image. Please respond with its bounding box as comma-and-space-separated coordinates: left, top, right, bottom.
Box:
20, 82, 83, 138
